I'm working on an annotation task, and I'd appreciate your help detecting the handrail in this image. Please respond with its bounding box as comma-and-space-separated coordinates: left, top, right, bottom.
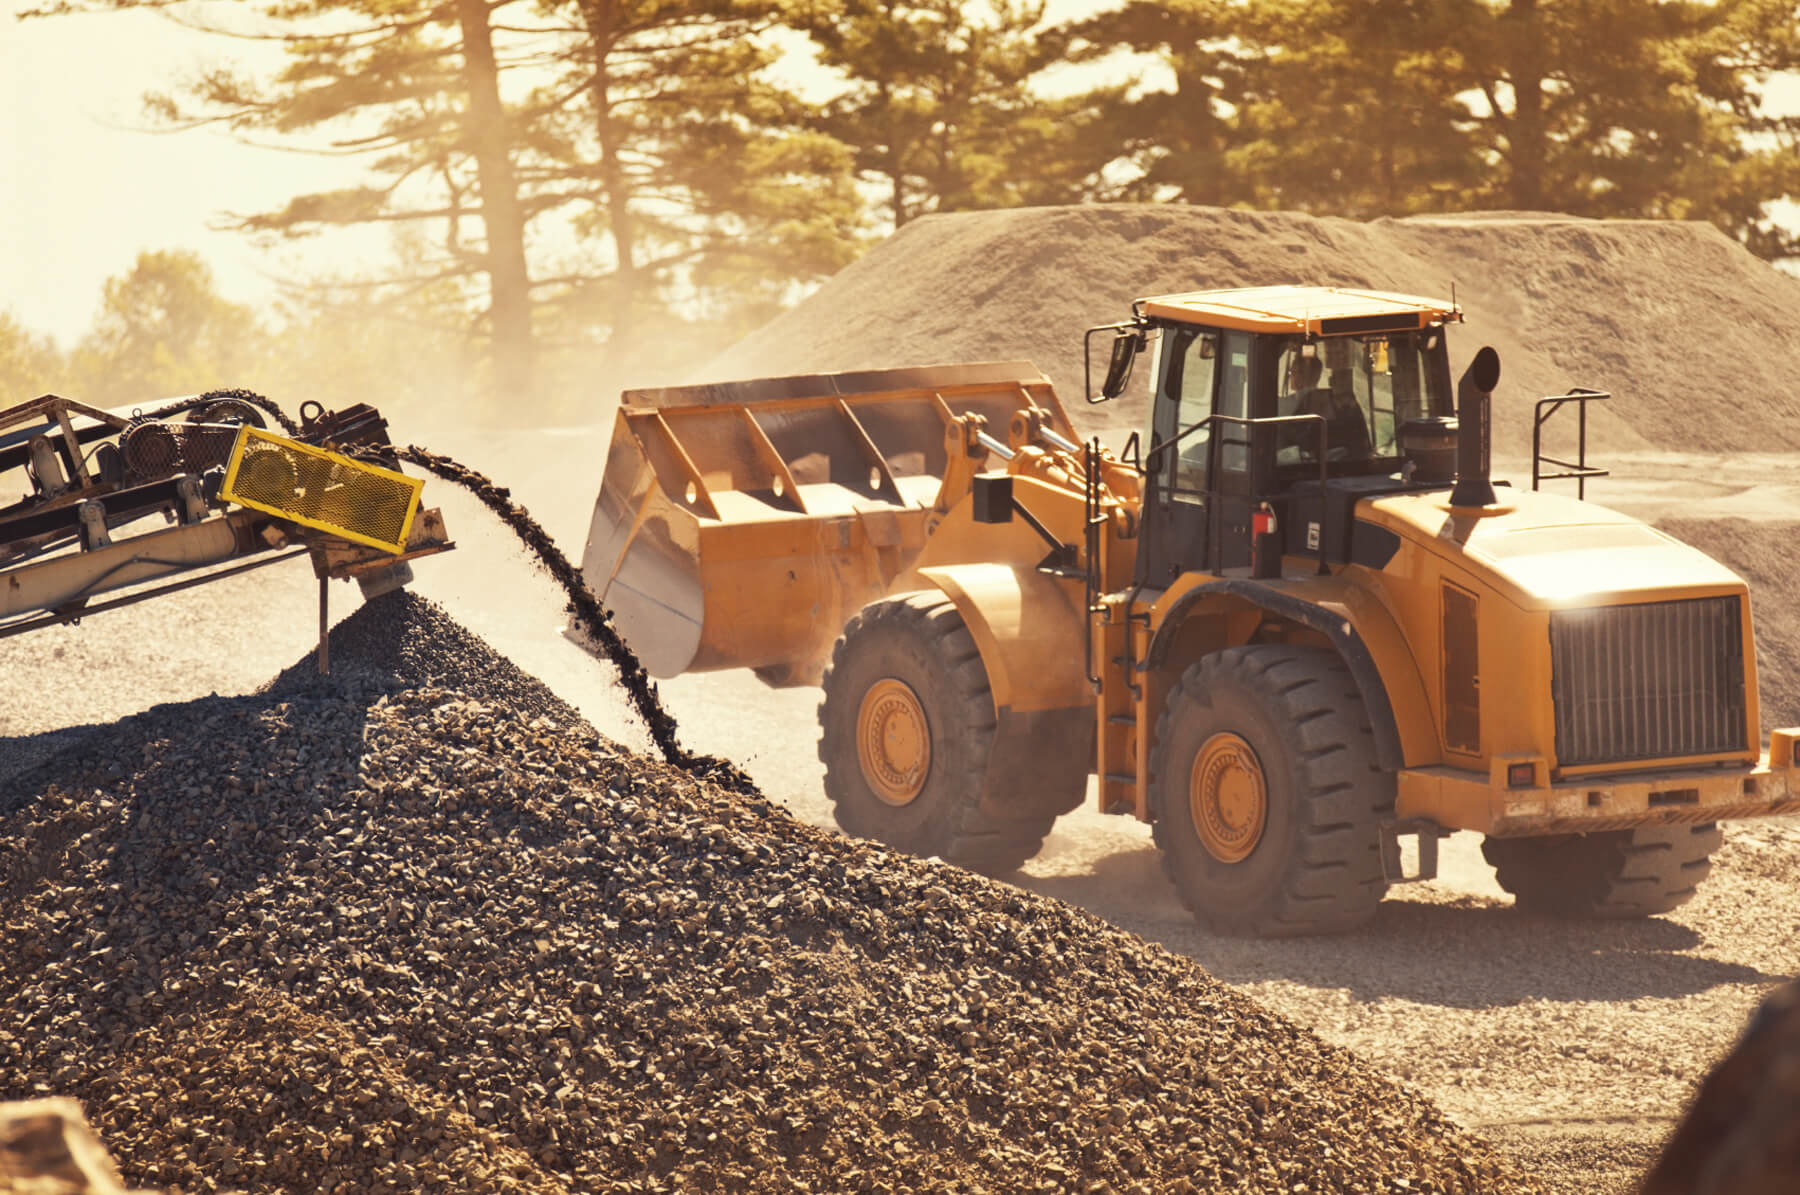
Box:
1083, 438, 1103, 689
1532, 388, 1610, 498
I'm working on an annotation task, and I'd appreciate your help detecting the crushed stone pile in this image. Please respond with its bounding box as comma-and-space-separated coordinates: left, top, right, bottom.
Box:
1, 592, 1540, 1194
704, 205, 1800, 457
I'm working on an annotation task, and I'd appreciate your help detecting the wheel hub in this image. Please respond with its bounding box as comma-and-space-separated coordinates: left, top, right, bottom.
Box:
1190, 732, 1267, 863
857, 678, 931, 806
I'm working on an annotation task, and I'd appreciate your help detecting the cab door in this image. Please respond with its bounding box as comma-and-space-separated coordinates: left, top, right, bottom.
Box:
1137, 326, 1252, 583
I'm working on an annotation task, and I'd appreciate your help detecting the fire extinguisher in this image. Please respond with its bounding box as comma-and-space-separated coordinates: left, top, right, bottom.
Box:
1252, 502, 1281, 579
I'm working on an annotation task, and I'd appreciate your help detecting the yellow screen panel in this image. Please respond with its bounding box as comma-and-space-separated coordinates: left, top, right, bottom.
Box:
221, 427, 422, 554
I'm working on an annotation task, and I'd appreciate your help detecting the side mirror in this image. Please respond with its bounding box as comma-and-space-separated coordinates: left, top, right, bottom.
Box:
1100, 330, 1142, 399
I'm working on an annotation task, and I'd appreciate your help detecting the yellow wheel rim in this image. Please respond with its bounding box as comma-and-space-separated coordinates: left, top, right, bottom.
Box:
857, 678, 931, 807
1190, 732, 1267, 863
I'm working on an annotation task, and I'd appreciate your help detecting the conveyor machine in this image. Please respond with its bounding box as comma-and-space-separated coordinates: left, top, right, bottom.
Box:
0, 390, 452, 665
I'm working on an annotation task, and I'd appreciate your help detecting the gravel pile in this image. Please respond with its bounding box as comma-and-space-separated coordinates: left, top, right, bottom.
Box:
1, 593, 1537, 1194
705, 205, 1800, 458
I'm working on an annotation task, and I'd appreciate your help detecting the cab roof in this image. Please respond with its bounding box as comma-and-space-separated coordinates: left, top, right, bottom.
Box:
1136, 285, 1459, 336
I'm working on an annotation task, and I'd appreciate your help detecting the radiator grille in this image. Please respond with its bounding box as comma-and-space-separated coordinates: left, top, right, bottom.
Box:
1550, 596, 1747, 768
221, 427, 421, 554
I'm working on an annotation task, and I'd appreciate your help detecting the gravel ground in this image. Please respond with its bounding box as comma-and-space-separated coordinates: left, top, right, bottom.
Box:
1016, 816, 1800, 1194
0, 593, 1537, 1194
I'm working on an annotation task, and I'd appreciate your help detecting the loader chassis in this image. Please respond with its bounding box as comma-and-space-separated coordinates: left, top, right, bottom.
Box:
578, 285, 1800, 935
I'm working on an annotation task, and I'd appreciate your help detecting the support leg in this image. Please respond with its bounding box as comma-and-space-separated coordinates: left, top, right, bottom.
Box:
317, 576, 330, 676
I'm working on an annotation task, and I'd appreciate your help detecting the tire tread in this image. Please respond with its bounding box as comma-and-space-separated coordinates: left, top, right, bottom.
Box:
1149, 644, 1394, 937
1481, 823, 1722, 918
820, 592, 1058, 875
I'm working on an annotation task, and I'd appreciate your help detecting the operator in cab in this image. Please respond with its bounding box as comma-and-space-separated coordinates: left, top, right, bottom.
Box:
1274, 334, 1449, 471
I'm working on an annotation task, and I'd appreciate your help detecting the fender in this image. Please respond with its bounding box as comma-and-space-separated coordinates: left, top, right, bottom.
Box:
914, 562, 1091, 714
1146, 578, 1428, 772
913, 562, 1096, 793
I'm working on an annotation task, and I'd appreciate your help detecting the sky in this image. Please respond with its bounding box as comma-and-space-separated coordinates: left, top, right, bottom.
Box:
3, 0, 1798, 348
3, 0, 378, 343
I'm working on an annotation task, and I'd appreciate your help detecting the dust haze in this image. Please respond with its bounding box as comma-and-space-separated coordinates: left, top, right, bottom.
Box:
10, 2, 1800, 1186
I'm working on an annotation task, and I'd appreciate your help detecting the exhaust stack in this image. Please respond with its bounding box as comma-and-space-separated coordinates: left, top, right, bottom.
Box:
1449, 346, 1502, 509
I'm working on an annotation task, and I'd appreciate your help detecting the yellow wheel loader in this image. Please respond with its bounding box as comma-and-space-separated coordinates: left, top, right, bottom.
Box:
577, 286, 1800, 936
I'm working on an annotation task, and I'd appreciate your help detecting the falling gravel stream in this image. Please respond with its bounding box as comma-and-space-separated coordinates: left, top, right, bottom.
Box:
388, 445, 758, 796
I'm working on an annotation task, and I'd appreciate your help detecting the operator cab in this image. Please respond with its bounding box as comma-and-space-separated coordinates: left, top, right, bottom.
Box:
1091, 285, 1461, 584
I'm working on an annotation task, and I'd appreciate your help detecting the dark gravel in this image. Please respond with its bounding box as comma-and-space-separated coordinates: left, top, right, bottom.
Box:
262, 591, 577, 721
1, 593, 1540, 1194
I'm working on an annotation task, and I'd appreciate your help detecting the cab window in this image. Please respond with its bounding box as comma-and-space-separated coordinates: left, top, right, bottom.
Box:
1274, 330, 1449, 468
1215, 332, 1250, 473
1152, 327, 1214, 502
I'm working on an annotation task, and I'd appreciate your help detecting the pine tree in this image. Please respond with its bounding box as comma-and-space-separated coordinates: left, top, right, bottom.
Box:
1057, 0, 1800, 259
800, 0, 1087, 225
1050, 0, 1249, 205
69, 250, 266, 406
525, 0, 861, 359
1460, 0, 1800, 254
24, 0, 861, 401
24, 0, 541, 400
128, 0, 542, 399
1227, 0, 1485, 217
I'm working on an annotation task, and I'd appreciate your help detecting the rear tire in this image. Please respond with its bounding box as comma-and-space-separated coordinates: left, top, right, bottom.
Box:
1150, 645, 1393, 937
1481, 824, 1722, 917
819, 592, 1059, 875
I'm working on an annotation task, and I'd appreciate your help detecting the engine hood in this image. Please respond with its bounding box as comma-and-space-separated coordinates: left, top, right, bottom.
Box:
1362, 488, 1745, 608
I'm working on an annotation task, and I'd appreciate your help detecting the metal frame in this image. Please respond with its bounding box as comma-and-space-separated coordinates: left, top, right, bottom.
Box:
1083, 440, 1104, 688
0, 546, 310, 640
0, 393, 452, 650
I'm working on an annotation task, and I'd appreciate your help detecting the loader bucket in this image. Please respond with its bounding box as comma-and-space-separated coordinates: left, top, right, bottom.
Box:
576, 362, 1076, 685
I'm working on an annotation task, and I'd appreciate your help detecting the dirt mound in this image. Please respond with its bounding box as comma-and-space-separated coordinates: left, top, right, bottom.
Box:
704, 205, 1800, 457
0, 594, 1537, 1194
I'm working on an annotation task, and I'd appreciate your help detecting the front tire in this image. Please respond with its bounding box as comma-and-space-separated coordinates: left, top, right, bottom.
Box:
1150, 645, 1394, 937
1481, 825, 1723, 917
818, 593, 1057, 875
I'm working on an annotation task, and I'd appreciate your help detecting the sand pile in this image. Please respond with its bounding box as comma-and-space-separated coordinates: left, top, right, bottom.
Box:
0, 592, 1538, 1194
704, 205, 1800, 457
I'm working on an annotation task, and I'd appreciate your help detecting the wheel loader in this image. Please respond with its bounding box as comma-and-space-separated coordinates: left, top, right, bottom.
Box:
575, 285, 1800, 936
